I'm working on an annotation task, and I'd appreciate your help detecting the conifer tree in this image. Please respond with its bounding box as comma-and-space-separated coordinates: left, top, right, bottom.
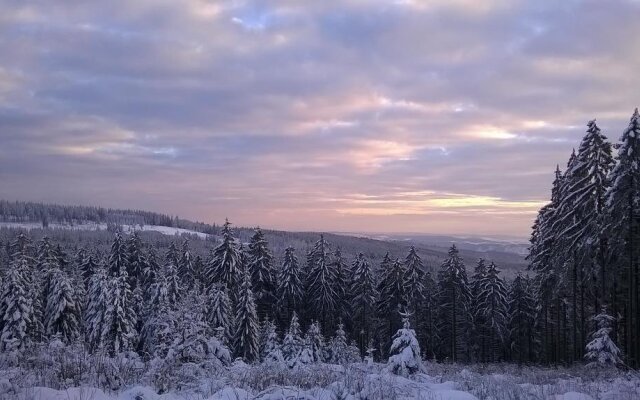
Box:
69, 256, 86, 328
259, 319, 284, 364
278, 247, 303, 324
585, 307, 622, 368
0, 234, 36, 339
170, 291, 230, 365
327, 322, 351, 364
282, 312, 303, 367
85, 262, 108, 352
404, 246, 426, 335
507, 274, 536, 363
206, 284, 233, 345
44, 267, 79, 342
178, 239, 195, 288
141, 249, 160, 301
559, 120, 613, 293
470, 259, 488, 361
0, 257, 33, 352
205, 219, 242, 294
36, 237, 58, 274
404, 247, 426, 307
376, 254, 406, 354
305, 235, 338, 332
476, 262, 508, 362
233, 268, 260, 362
298, 320, 325, 364
192, 255, 205, 288
605, 109, 640, 366
528, 166, 565, 364
387, 311, 424, 377
350, 252, 377, 353
333, 248, 350, 324
101, 233, 137, 355
107, 232, 129, 277
126, 232, 145, 290
163, 243, 181, 304
436, 244, 470, 362
80, 253, 98, 290
420, 269, 438, 360
247, 228, 276, 321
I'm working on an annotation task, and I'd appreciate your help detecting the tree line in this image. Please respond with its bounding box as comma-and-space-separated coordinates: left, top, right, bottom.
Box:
0, 219, 540, 365
0, 199, 218, 234
528, 109, 640, 368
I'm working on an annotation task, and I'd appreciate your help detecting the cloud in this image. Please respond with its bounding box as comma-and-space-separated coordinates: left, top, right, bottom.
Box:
0, 0, 639, 237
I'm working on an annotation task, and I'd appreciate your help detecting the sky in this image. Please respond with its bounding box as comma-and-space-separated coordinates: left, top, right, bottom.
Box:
1, 0, 639, 238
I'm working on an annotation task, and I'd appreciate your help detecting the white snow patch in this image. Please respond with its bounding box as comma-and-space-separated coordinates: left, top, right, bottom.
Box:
553, 392, 594, 400
0, 222, 209, 239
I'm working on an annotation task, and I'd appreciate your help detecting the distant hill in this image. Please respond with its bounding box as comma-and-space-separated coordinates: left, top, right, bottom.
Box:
0, 200, 529, 278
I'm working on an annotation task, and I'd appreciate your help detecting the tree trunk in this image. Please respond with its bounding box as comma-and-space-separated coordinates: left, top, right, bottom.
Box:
573, 255, 578, 362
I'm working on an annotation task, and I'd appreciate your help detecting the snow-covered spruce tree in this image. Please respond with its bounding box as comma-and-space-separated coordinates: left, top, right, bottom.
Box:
585, 307, 622, 368
277, 247, 303, 325
44, 267, 79, 343
79, 250, 98, 289
376, 254, 406, 356
32, 237, 60, 342
169, 290, 231, 366
107, 232, 129, 277
436, 244, 471, 362
0, 256, 33, 352
101, 233, 137, 356
419, 269, 438, 361
282, 312, 303, 368
527, 166, 564, 364
206, 284, 233, 345
69, 254, 87, 329
191, 255, 205, 288
469, 258, 488, 361
554, 120, 615, 361
475, 262, 508, 362
233, 267, 260, 362
178, 239, 195, 289
327, 322, 356, 364
36, 236, 58, 274
85, 261, 108, 352
507, 274, 536, 363
605, 109, 640, 366
332, 248, 350, 325
126, 232, 145, 291
350, 252, 377, 353
298, 320, 325, 365
163, 243, 181, 304
141, 248, 160, 301
305, 235, 338, 332
558, 120, 613, 294
102, 272, 138, 356
204, 219, 242, 295
387, 311, 424, 377
247, 228, 276, 321
259, 319, 284, 364
140, 260, 175, 358
404, 246, 426, 340
0, 234, 36, 338
404, 247, 426, 308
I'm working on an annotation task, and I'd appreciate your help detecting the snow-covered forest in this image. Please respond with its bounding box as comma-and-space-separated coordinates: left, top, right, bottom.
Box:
1, 110, 640, 398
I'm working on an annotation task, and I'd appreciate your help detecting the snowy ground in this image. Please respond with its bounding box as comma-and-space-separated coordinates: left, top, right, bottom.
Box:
0, 222, 209, 239
4, 361, 639, 400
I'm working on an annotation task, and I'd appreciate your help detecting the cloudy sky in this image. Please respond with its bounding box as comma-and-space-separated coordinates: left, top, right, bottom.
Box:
1, 0, 639, 237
